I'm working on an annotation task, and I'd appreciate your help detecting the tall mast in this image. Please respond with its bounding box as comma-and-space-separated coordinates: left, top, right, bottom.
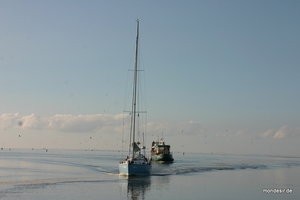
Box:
129, 19, 139, 158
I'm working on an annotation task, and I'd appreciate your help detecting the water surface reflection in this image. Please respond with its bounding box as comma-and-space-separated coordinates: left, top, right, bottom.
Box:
121, 176, 151, 200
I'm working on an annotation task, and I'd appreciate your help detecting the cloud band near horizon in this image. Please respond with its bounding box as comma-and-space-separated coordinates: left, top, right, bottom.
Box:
0, 113, 299, 140
0, 113, 124, 133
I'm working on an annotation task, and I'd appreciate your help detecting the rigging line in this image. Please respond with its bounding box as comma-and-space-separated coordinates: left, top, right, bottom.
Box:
122, 59, 132, 155
129, 112, 132, 155
121, 112, 125, 157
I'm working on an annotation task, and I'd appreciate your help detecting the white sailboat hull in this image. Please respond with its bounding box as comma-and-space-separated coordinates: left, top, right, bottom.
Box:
119, 160, 151, 176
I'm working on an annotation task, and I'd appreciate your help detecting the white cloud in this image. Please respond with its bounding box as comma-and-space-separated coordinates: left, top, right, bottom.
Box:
0, 113, 124, 133
1, 113, 206, 136
0, 113, 21, 130
273, 130, 286, 139
47, 114, 124, 133
260, 126, 300, 139
2, 113, 299, 141
21, 113, 46, 129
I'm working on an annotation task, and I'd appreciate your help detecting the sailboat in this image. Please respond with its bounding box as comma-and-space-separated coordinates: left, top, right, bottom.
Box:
119, 20, 151, 176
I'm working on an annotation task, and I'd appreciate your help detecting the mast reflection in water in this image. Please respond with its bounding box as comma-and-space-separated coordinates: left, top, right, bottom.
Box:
120, 176, 151, 200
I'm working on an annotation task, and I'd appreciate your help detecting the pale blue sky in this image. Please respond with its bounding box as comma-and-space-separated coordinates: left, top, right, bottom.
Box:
0, 0, 299, 155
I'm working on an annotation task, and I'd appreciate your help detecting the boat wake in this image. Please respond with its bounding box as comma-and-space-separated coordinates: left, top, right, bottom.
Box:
151, 164, 267, 176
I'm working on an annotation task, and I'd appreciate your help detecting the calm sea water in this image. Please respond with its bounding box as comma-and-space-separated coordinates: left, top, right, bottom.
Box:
0, 149, 299, 200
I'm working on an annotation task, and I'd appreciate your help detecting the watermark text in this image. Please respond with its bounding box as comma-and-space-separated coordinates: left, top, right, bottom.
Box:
262, 188, 293, 194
